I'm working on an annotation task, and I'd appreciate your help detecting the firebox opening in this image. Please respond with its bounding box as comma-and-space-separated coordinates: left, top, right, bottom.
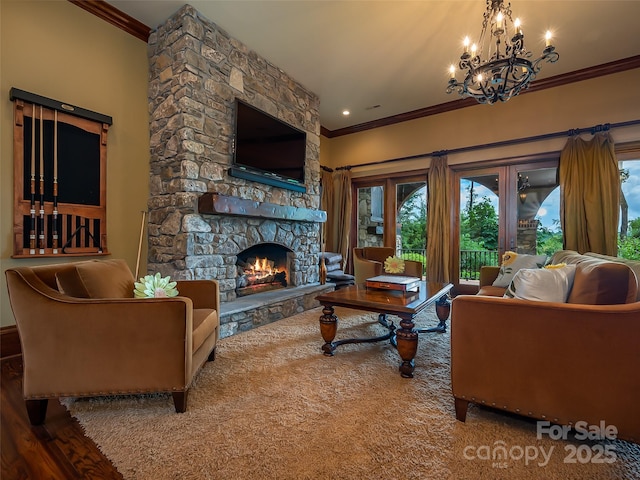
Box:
236, 243, 292, 297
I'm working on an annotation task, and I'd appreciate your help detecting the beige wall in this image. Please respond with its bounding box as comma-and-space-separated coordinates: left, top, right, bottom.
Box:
1, 0, 150, 327
321, 69, 640, 177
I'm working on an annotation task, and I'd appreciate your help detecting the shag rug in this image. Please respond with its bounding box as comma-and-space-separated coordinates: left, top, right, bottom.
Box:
64, 307, 640, 480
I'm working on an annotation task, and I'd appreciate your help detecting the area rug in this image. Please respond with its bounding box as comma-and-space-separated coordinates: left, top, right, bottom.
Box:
64, 307, 640, 480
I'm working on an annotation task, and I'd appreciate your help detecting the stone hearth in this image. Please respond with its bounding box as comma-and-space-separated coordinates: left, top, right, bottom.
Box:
146, 5, 327, 336
219, 283, 333, 338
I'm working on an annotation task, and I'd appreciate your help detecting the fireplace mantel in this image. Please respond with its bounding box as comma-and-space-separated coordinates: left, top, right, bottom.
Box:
198, 193, 326, 223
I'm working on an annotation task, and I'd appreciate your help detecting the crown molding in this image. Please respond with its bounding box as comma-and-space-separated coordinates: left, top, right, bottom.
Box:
66, 1, 639, 140
323, 55, 640, 138
68, 0, 151, 42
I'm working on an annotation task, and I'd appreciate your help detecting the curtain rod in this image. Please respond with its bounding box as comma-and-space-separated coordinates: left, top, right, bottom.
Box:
334, 119, 640, 171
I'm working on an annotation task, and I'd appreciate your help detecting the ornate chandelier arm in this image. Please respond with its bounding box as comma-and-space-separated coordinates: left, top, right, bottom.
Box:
446, 0, 559, 105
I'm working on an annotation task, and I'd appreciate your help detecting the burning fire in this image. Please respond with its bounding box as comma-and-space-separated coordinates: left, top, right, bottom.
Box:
237, 255, 288, 295
247, 257, 281, 277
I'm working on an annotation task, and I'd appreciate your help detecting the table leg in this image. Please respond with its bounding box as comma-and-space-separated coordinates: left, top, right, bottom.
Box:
319, 305, 338, 355
396, 314, 418, 378
418, 294, 451, 334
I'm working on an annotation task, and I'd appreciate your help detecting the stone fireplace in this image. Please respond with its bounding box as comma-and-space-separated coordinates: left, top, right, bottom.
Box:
146, 5, 333, 337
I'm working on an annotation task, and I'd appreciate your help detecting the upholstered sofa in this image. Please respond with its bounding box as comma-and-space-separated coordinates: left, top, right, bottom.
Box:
5, 259, 219, 424
451, 250, 640, 443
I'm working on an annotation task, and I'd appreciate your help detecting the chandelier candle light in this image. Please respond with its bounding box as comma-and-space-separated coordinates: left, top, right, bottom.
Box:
447, 0, 559, 104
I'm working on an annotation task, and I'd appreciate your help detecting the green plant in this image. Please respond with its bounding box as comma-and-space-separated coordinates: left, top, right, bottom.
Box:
536, 220, 563, 256
618, 235, 640, 260
398, 193, 426, 251
460, 191, 498, 251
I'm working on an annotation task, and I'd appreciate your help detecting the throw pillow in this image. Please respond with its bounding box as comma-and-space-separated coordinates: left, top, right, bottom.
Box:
492, 251, 547, 288
56, 261, 93, 297
56, 259, 135, 298
504, 264, 577, 302
567, 262, 636, 305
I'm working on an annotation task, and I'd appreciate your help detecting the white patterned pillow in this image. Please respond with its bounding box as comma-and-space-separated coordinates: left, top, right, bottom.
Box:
504, 264, 577, 303
492, 251, 548, 288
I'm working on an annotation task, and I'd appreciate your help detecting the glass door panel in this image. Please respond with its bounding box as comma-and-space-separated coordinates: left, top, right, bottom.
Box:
458, 171, 502, 290
619, 159, 640, 260
396, 181, 427, 276
351, 174, 428, 275
514, 166, 561, 256
356, 185, 384, 248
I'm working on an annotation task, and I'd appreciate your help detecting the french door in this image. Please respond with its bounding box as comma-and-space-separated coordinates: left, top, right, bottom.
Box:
351, 173, 428, 275
453, 159, 560, 294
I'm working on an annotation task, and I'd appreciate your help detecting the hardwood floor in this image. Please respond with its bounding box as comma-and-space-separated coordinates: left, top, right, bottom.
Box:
1, 356, 123, 480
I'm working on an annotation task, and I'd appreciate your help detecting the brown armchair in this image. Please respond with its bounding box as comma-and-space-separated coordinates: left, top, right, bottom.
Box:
5, 259, 220, 425
353, 247, 422, 284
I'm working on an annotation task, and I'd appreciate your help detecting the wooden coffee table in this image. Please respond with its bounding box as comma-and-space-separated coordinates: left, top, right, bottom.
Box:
316, 281, 453, 378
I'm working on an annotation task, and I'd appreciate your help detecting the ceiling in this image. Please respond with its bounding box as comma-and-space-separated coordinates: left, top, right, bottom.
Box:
107, 1, 640, 132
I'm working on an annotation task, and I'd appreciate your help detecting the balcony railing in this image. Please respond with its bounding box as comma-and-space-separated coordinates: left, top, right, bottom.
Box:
397, 248, 499, 281
460, 249, 499, 281
398, 248, 500, 280
398, 249, 426, 277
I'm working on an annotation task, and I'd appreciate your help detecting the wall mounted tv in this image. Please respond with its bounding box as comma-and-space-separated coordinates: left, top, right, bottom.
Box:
229, 99, 307, 193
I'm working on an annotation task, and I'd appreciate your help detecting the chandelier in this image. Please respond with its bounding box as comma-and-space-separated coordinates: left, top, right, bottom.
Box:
517, 174, 530, 203
446, 0, 559, 104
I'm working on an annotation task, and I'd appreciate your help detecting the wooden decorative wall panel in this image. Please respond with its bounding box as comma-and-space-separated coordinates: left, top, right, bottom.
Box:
10, 88, 112, 258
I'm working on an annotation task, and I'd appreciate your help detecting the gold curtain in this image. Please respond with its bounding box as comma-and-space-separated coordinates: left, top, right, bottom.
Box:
426, 155, 451, 282
559, 133, 619, 255
320, 168, 334, 253
325, 169, 352, 266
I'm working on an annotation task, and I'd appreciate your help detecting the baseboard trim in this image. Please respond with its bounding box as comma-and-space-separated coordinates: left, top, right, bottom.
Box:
1, 326, 21, 359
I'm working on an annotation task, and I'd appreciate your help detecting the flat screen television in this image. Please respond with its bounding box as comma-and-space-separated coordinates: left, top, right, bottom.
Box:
230, 99, 307, 193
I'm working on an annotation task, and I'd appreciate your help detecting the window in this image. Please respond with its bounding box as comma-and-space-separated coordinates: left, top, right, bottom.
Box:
619, 159, 640, 260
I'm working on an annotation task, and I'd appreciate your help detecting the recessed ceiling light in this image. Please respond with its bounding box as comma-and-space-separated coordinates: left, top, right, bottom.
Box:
342, 110, 350, 116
